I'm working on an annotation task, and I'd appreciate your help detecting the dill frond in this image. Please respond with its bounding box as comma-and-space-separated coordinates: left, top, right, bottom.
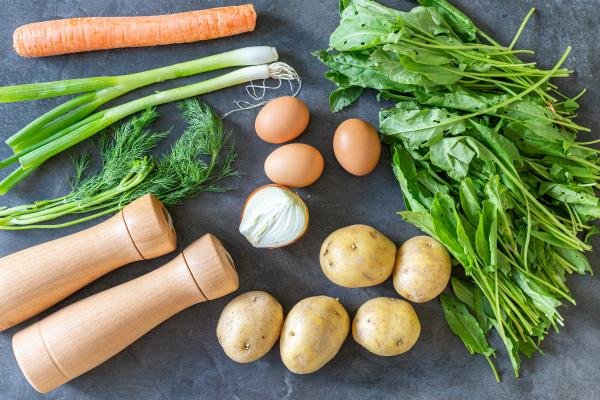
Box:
0, 100, 237, 229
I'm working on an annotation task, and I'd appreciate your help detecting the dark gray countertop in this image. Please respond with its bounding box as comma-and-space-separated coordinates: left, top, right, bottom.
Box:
1, 1, 599, 399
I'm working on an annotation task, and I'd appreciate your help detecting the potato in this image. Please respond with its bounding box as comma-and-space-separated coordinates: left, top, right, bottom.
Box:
216, 291, 283, 363
280, 296, 349, 374
320, 224, 396, 288
393, 235, 451, 303
352, 297, 420, 356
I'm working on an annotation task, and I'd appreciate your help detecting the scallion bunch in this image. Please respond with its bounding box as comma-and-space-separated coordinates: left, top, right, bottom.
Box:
0, 46, 290, 193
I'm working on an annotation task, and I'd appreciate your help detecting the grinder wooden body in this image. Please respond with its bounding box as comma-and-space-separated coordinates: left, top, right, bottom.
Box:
0, 194, 176, 332
12, 233, 239, 394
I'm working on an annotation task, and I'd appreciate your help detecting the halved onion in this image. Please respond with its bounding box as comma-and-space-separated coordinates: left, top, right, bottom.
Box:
239, 184, 309, 248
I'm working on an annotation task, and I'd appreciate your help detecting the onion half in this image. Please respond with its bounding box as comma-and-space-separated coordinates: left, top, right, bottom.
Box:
239, 184, 309, 248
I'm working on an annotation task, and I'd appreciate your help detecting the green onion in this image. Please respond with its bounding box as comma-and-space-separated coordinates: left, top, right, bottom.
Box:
0, 46, 278, 104
3, 46, 278, 152
0, 47, 296, 194
16, 64, 279, 170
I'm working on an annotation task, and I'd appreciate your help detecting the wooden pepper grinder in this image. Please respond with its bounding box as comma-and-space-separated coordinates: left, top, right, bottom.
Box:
0, 194, 176, 332
13, 233, 238, 394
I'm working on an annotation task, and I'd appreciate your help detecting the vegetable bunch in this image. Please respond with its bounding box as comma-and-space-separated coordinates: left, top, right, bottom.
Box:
0, 99, 236, 229
316, 0, 599, 379
0, 46, 294, 194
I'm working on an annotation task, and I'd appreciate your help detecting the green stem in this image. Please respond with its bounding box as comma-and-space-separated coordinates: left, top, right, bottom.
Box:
7, 87, 128, 152
0, 47, 278, 103
0, 207, 120, 230
0, 195, 73, 217
0, 167, 36, 195
2, 163, 152, 226
5, 92, 96, 149
509, 8, 536, 50
485, 49, 534, 56
0, 153, 20, 169
452, 49, 537, 69
0, 77, 116, 103
19, 65, 272, 172
3, 112, 107, 170
486, 356, 500, 382
515, 265, 575, 303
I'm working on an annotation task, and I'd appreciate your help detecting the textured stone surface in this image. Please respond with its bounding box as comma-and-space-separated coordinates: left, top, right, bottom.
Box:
0, 1, 599, 399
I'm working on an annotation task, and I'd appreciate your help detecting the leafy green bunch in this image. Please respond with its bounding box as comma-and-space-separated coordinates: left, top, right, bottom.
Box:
316, 0, 581, 118
0, 99, 237, 229
316, 0, 600, 379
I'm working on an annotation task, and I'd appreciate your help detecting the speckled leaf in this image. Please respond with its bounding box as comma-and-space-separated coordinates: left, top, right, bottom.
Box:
329, 86, 364, 112
417, 0, 477, 41
379, 105, 466, 149
539, 182, 598, 206
330, 0, 400, 51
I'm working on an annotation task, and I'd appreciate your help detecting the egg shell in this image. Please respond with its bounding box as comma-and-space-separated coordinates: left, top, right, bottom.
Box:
255, 96, 310, 144
333, 118, 381, 176
264, 144, 324, 188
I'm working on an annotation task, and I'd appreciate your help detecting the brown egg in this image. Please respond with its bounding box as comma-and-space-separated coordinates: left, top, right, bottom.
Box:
333, 118, 381, 176
264, 144, 324, 188
255, 96, 310, 144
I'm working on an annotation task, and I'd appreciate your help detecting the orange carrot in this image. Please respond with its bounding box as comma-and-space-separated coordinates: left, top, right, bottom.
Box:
13, 4, 257, 58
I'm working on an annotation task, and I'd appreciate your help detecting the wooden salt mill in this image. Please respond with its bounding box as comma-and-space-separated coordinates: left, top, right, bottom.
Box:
12, 233, 238, 394
0, 194, 177, 331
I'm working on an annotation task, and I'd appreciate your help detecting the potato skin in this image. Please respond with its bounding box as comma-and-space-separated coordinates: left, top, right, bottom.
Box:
216, 291, 283, 363
320, 224, 396, 288
393, 236, 451, 303
280, 296, 350, 374
352, 297, 420, 356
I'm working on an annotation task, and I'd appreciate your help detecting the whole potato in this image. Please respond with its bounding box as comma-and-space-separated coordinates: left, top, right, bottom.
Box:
393, 236, 451, 303
280, 296, 349, 374
352, 297, 420, 356
320, 224, 396, 288
216, 291, 283, 363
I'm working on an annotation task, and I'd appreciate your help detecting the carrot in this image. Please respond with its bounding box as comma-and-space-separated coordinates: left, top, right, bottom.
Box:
13, 4, 257, 58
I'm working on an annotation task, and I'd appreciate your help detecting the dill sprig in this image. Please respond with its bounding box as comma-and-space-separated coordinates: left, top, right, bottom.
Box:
0, 99, 237, 230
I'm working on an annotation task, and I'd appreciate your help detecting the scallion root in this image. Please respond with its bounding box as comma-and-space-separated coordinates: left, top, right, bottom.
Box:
222, 62, 302, 117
